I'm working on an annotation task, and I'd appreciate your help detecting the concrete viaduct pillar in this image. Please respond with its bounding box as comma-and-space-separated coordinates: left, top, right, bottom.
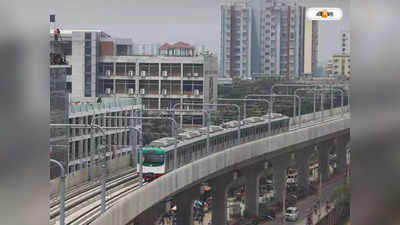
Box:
318, 141, 332, 182
130, 202, 166, 225
209, 171, 245, 225
174, 185, 200, 225
271, 154, 291, 203
296, 147, 314, 193
242, 162, 268, 217
335, 134, 349, 175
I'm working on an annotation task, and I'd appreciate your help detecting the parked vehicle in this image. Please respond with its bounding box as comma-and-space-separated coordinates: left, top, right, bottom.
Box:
285, 207, 299, 221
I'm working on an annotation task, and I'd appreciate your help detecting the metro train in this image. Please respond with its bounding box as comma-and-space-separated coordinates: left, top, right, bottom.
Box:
141, 113, 290, 182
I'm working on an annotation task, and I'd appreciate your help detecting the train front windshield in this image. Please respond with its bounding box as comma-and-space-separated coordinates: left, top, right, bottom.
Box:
144, 154, 164, 164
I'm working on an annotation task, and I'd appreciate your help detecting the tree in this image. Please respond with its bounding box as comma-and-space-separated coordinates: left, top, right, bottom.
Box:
142, 112, 172, 145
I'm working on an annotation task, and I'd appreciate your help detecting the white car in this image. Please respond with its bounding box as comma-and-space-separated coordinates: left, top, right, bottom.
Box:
285, 207, 299, 221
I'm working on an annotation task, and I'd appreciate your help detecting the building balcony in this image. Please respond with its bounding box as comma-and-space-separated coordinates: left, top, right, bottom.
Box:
183, 90, 204, 98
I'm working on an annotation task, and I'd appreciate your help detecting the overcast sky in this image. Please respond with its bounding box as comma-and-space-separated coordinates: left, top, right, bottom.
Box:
51, 0, 349, 64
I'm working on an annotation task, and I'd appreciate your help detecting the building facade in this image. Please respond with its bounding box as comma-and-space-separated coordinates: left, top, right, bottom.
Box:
50, 29, 112, 98
66, 97, 142, 174
303, 17, 319, 75
220, 1, 252, 79
220, 0, 317, 79
97, 53, 218, 125
50, 29, 218, 126
50, 65, 70, 178
325, 54, 351, 77
49, 66, 143, 176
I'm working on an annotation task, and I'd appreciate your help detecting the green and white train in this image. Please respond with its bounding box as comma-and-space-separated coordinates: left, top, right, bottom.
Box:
140, 113, 290, 182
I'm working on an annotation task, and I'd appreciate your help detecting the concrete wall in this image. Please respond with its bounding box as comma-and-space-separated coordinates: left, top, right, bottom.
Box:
92, 114, 350, 225
49, 154, 132, 197
290, 106, 349, 126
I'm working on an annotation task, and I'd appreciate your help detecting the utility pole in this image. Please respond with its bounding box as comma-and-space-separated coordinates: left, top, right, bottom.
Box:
318, 173, 322, 221
320, 91, 324, 122
282, 169, 287, 225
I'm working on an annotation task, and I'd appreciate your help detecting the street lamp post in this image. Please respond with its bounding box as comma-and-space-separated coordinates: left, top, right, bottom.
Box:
218, 98, 272, 136
99, 116, 178, 173
50, 159, 65, 225
88, 103, 96, 181
246, 94, 302, 128
172, 102, 241, 144
282, 169, 287, 225
317, 88, 345, 118
50, 123, 109, 213
294, 88, 318, 123
167, 105, 211, 153
294, 88, 345, 123
271, 84, 323, 125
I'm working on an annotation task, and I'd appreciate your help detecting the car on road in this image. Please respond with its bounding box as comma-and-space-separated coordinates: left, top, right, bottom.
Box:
285, 207, 299, 222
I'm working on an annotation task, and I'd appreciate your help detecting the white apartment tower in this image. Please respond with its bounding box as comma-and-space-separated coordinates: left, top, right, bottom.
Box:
220, 0, 317, 79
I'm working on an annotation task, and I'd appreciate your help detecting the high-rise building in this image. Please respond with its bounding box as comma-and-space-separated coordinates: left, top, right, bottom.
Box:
220, 1, 252, 79
220, 0, 317, 79
303, 17, 319, 75
250, 0, 308, 79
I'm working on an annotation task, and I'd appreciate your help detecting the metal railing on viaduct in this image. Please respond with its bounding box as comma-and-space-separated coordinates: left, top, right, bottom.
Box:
88, 107, 350, 225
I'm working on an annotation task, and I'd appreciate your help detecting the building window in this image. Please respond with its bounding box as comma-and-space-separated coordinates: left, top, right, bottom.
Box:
84, 32, 92, 97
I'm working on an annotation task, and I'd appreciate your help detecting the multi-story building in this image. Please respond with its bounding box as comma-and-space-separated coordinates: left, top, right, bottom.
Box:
65, 97, 142, 174
303, 17, 319, 76
220, 0, 317, 79
50, 29, 112, 98
325, 31, 350, 77
49, 66, 142, 176
97, 53, 218, 126
50, 29, 218, 126
220, 1, 252, 79
325, 54, 351, 77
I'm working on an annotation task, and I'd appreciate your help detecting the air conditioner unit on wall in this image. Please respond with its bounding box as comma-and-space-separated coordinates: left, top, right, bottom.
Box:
162, 71, 168, 77
105, 88, 111, 95
187, 73, 192, 77
194, 89, 200, 96
140, 88, 145, 95
128, 70, 134, 77
106, 70, 111, 76
193, 72, 199, 77
141, 71, 146, 77
162, 89, 167, 95
128, 88, 134, 95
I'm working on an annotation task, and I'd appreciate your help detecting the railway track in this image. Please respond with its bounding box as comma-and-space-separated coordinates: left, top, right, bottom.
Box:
50, 168, 141, 225
49, 111, 349, 225
50, 167, 136, 208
